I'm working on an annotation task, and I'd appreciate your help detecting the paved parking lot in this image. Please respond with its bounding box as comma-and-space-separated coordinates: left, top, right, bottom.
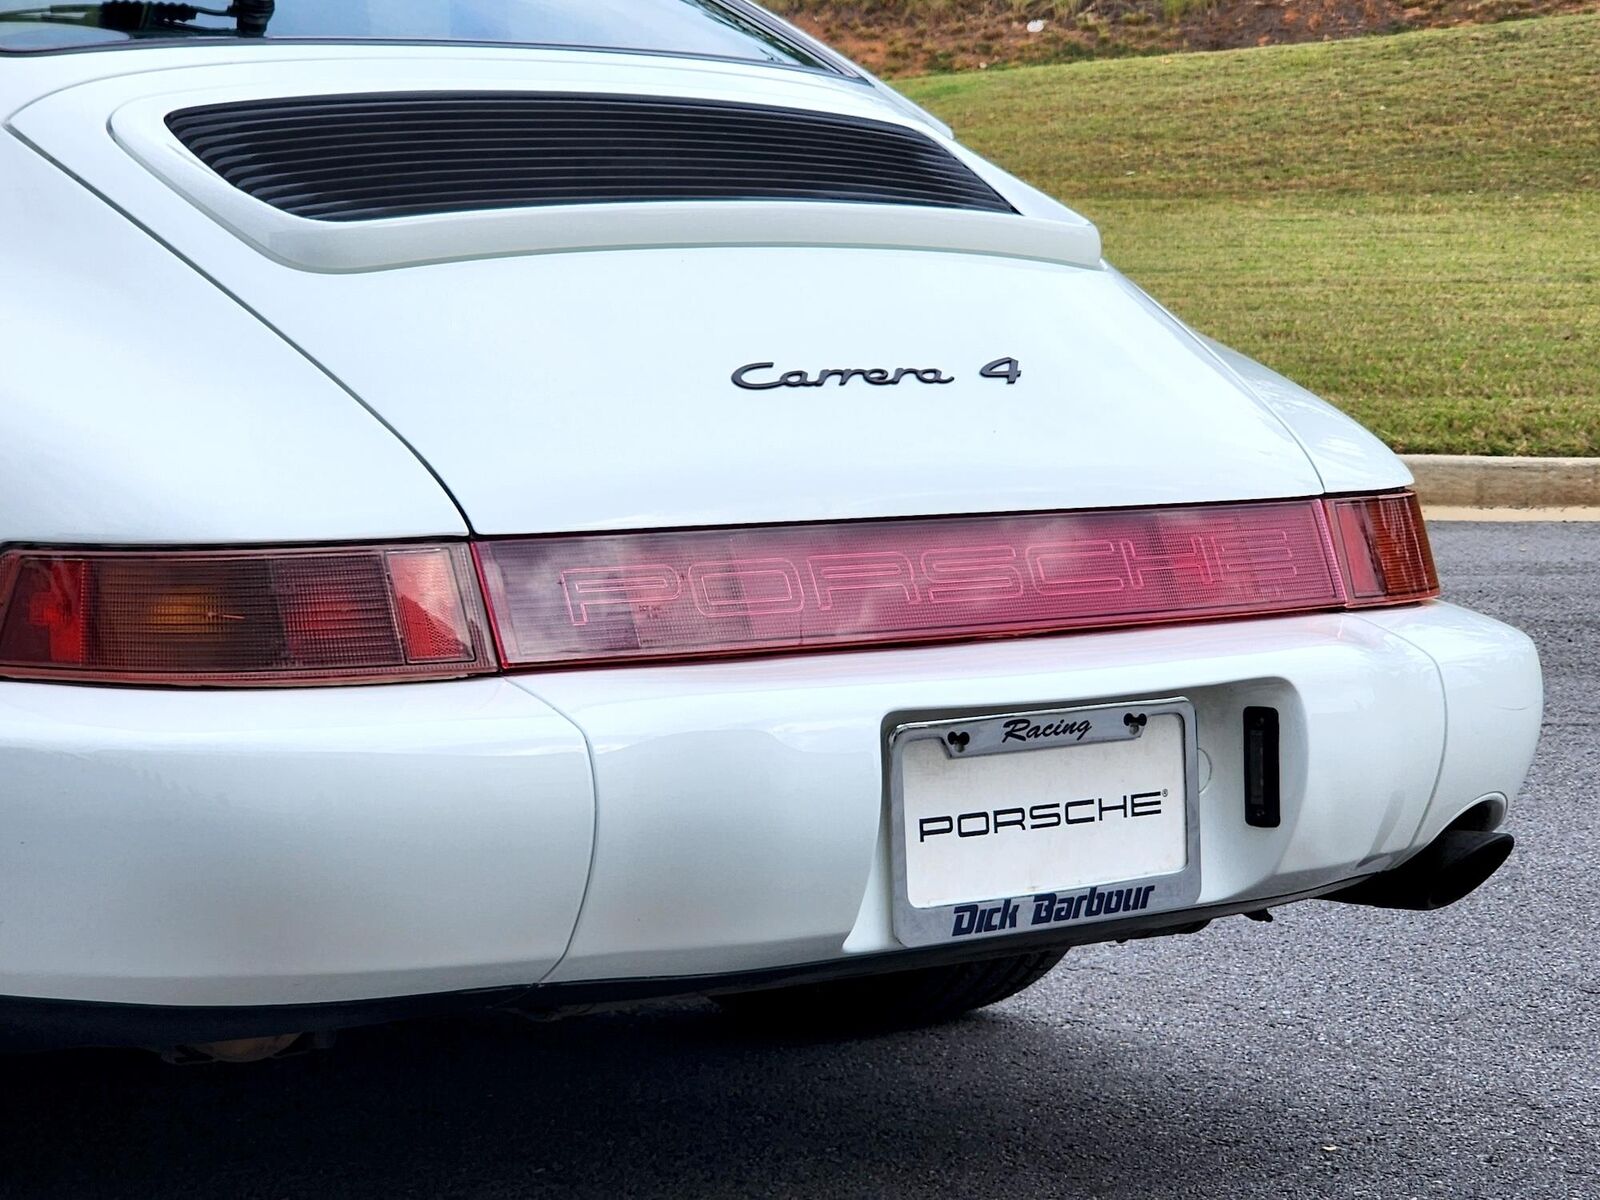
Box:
1, 521, 1594, 1199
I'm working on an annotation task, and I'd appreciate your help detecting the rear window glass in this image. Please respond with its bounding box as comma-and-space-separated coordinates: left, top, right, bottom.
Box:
0, 0, 836, 70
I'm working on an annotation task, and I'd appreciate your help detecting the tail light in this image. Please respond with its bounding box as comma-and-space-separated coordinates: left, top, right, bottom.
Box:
0, 545, 494, 685
0, 492, 1436, 686
1324, 492, 1439, 605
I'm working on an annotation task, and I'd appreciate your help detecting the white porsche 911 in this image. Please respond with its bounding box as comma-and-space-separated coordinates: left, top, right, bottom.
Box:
0, 0, 1542, 1059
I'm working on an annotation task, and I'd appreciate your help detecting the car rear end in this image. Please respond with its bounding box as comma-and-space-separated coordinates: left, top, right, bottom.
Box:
0, 8, 1541, 1051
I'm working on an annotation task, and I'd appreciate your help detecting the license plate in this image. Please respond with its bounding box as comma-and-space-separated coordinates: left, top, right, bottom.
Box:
887, 699, 1201, 946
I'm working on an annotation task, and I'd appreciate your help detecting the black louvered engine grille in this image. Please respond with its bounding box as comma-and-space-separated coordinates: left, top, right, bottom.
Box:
164, 92, 1016, 222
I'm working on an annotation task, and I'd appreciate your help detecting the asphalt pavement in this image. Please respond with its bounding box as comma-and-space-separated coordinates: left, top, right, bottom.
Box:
1, 521, 1595, 1199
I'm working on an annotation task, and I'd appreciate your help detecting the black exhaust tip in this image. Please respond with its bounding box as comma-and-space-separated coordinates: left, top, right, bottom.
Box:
1327, 827, 1514, 912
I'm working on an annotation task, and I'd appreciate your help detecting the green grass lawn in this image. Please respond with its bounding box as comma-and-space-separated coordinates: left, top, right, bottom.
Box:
901, 15, 1600, 455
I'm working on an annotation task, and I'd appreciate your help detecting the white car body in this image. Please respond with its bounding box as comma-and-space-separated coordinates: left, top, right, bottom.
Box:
0, 4, 1541, 1050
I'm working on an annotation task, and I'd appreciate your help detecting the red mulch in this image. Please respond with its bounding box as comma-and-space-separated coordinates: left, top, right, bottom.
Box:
779, 0, 1598, 74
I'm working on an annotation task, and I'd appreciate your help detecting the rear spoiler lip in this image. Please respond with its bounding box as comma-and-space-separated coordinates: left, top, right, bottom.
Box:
201, 200, 1103, 275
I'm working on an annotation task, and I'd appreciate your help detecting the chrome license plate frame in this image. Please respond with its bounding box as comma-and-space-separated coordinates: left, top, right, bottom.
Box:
887, 697, 1202, 947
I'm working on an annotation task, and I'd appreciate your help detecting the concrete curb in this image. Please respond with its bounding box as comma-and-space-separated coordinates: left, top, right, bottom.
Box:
1403, 455, 1600, 509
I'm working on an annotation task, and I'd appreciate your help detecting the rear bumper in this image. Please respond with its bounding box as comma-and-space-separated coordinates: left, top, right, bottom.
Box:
0, 880, 1347, 1052
0, 602, 1541, 1027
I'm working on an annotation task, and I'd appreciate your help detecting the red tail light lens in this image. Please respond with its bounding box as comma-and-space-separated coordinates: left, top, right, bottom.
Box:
0, 493, 1436, 684
1325, 492, 1439, 605
0, 545, 495, 686
475, 500, 1350, 669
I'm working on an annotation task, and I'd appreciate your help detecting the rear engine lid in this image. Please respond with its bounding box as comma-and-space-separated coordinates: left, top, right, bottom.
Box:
10, 53, 1325, 533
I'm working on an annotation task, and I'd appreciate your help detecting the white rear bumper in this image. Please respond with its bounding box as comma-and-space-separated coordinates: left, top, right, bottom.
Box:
0, 602, 1540, 1008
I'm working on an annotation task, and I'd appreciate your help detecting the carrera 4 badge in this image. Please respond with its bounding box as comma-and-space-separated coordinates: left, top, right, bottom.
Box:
731, 357, 1021, 390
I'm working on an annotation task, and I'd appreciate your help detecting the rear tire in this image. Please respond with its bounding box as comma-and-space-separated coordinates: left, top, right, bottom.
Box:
714, 950, 1066, 1032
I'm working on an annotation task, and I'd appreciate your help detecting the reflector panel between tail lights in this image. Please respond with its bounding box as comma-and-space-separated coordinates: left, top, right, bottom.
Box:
476, 501, 1346, 668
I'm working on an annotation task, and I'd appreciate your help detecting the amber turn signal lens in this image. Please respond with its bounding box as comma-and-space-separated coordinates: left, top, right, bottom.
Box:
1324, 492, 1439, 606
